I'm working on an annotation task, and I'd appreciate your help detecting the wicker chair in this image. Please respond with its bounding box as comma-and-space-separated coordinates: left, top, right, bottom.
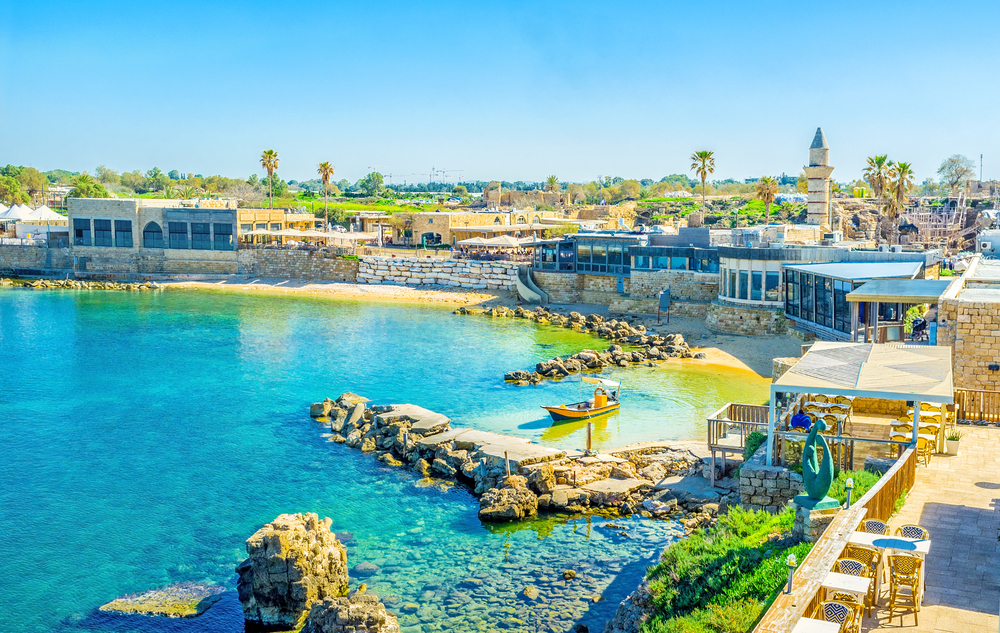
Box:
836, 558, 873, 617
895, 524, 930, 540
830, 593, 863, 633
888, 554, 923, 624
916, 436, 934, 466
820, 601, 855, 631
859, 519, 889, 535
845, 544, 881, 606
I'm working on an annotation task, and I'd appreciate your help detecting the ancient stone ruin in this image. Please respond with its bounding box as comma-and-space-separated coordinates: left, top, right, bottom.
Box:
236, 513, 350, 629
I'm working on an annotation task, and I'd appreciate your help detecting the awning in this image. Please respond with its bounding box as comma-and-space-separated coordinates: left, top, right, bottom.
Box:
846, 279, 956, 304
772, 341, 953, 402
482, 235, 524, 248
783, 261, 923, 281
457, 237, 488, 246
582, 376, 621, 388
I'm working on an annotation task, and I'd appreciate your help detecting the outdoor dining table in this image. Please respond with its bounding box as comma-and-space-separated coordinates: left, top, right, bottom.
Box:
821, 570, 871, 604
791, 617, 842, 633
848, 532, 930, 603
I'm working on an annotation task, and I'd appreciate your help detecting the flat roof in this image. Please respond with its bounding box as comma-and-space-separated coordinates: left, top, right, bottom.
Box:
845, 278, 955, 303
773, 341, 953, 403
783, 261, 922, 281
970, 259, 1000, 282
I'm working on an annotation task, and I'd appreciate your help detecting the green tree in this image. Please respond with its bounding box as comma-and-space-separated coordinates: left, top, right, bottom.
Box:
754, 176, 779, 223
146, 167, 168, 191
863, 155, 891, 206
619, 179, 641, 200
16, 167, 48, 203
359, 172, 385, 198
689, 150, 715, 208
1, 164, 24, 179
544, 175, 560, 192
120, 170, 146, 192
885, 161, 915, 245
0, 175, 29, 205
317, 161, 335, 227
937, 154, 975, 192
178, 186, 199, 199
67, 173, 111, 198
168, 169, 182, 180
452, 184, 468, 197
95, 165, 120, 185
260, 149, 280, 207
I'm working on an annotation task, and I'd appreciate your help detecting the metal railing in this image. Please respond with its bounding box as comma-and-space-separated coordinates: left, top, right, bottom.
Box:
955, 388, 1000, 424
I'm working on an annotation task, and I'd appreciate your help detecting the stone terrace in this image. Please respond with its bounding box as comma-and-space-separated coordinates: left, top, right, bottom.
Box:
863, 426, 1000, 632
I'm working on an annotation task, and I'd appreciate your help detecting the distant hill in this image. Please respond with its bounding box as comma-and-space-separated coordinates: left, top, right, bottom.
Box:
44, 169, 80, 185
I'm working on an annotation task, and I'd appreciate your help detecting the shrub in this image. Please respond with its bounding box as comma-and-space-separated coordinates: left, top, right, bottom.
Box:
828, 468, 881, 505
743, 431, 766, 461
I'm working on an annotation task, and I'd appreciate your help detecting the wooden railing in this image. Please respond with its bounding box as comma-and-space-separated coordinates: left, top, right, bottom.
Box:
955, 388, 1000, 424
706, 403, 769, 449
753, 446, 917, 632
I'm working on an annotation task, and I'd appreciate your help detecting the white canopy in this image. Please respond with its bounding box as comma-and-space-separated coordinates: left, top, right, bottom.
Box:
582, 376, 621, 388
1, 205, 36, 221
482, 235, 524, 248
457, 237, 488, 246
27, 206, 65, 222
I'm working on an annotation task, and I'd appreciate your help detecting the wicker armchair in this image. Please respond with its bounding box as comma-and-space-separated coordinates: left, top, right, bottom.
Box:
888, 554, 923, 624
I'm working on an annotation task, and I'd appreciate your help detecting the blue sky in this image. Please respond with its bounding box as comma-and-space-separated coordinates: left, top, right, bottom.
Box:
2, 0, 998, 185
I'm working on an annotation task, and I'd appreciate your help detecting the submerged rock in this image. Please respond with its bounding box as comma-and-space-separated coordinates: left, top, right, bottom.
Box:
301, 594, 400, 633
236, 513, 349, 629
99, 582, 224, 618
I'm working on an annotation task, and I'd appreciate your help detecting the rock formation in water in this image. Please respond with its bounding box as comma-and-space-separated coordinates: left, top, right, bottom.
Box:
236, 512, 349, 629
301, 594, 401, 633
478, 475, 538, 521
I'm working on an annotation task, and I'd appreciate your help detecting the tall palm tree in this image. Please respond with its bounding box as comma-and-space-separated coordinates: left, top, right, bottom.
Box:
862, 155, 890, 207
885, 161, 915, 245
260, 149, 280, 208
545, 175, 560, 192
690, 151, 715, 209
754, 176, 779, 223
317, 161, 335, 228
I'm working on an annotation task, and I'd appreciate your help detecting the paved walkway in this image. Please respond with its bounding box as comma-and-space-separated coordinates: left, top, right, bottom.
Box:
863, 426, 1000, 632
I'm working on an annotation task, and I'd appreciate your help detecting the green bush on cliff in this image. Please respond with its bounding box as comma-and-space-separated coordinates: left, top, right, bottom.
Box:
641, 506, 813, 633
742, 431, 766, 461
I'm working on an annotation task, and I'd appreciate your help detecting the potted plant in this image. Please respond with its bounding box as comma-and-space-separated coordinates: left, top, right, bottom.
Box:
946, 430, 965, 456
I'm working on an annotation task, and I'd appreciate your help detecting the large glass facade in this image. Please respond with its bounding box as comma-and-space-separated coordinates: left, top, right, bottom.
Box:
751, 271, 762, 301
816, 277, 832, 327
739, 271, 748, 300
801, 273, 815, 321
168, 222, 188, 249
73, 218, 91, 246
93, 219, 112, 247
785, 270, 799, 317
834, 279, 851, 333
765, 271, 780, 302
114, 220, 132, 248
213, 223, 234, 251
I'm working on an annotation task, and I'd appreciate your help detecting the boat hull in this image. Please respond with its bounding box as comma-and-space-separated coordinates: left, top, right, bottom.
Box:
542, 402, 620, 422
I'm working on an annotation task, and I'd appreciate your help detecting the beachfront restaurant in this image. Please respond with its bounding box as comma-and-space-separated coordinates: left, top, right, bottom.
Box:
782, 261, 929, 341
629, 245, 719, 273
531, 231, 644, 277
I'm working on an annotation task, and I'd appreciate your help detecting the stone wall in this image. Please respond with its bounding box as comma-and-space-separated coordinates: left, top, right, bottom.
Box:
705, 301, 789, 336
739, 446, 804, 513
628, 269, 718, 301
0, 245, 73, 272
939, 295, 1000, 391
357, 256, 516, 289
249, 249, 359, 282
608, 297, 709, 317
852, 397, 908, 416
532, 271, 630, 305
73, 246, 240, 276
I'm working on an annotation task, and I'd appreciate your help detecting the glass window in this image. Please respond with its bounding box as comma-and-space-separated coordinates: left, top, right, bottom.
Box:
214, 223, 234, 250
93, 219, 112, 247
704, 259, 719, 273
689, 258, 701, 272
729, 271, 737, 298
558, 242, 575, 271
751, 271, 762, 301
240, 224, 252, 233
608, 245, 622, 266
801, 273, 815, 321
576, 243, 592, 263
73, 218, 91, 246
671, 256, 687, 270
270, 223, 281, 231
834, 279, 851, 333
114, 220, 132, 248
143, 222, 163, 248
785, 270, 799, 317
739, 271, 748, 300
191, 223, 211, 250
633, 255, 649, 269
168, 222, 188, 249
654, 255, 670, 269
255, 223, 266, 230
765, 271, 780, 302
816, 277, 832, 327
592, 244, 607, 264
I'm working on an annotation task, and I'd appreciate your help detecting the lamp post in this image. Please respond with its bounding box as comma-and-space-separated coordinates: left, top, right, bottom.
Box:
785, 553, 798, 594
845, 477, 854, 509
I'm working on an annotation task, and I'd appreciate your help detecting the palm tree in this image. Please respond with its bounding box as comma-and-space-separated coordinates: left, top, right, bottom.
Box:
161, 185, 176, 199
179, 186, 200, 199
862, 155, 890, 207
885, 161, 915, 245
317, 161, 335, 228
754, 176, 779, 223
260, 149, 280, 208
545, 175, 560, 192
690, 151, 715, 209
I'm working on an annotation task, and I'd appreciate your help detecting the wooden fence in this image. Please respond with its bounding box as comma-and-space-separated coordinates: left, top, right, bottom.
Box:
706, 403, 769, 486
955, 388, 1000, 424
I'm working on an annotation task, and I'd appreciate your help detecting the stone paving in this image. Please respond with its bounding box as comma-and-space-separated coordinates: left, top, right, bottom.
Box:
863, 426, 1000, 632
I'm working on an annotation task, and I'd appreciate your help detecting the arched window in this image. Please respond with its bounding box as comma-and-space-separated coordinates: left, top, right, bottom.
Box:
494, 216, 502, 225
533, 215, 539, 224
517, 215, 527, 225
143, 222, 163, 248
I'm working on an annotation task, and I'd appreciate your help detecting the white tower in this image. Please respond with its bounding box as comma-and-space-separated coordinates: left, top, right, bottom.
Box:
803, 128, 834, 226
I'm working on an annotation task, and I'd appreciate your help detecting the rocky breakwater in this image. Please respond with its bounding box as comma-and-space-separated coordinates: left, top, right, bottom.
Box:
357, 256, 517, 290
310, 394, 731, 532
1, 277, 162, 291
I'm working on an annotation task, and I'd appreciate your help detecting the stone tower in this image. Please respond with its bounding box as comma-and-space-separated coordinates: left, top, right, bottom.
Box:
803, 128, 834, 226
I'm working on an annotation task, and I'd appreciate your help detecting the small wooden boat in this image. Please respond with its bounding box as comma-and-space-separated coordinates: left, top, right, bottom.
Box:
542, 377, 621, 422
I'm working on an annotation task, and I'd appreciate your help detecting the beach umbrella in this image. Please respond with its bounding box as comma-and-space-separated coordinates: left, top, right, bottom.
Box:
482, 235, 523, 248
457, 237, 488, 246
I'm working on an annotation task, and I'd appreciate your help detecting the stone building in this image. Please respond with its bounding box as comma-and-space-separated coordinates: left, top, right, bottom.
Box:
803, 128, 834, 226
938, 256, 1000, 390
408, 210, 566, 246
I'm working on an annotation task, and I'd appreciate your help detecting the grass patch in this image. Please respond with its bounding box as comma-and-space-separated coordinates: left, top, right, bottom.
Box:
642, 507, 813, 633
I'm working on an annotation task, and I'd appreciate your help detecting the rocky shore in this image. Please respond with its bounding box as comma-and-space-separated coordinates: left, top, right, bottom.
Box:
310, 393, 735, 532
0, 277, 162, 291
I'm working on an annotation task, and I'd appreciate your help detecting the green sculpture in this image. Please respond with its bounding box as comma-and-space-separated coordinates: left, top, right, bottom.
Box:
795, 420, 840, 510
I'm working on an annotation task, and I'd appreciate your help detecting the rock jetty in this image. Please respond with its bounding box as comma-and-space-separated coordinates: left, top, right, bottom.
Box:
98, 582, 225, 618
236, 513, 350, 629
310, 394, 732, 531
0, 277, 161, 291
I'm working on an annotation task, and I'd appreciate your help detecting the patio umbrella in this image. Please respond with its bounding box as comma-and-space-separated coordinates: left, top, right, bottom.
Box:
27, 206, 65, 222
457, 237, 488, 246
482, 235, 523, 248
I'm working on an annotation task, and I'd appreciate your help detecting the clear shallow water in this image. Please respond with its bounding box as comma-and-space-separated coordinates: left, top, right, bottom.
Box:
0, 289, 768, 633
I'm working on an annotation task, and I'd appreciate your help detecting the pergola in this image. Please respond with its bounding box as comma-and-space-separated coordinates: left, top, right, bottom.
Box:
766, 341, 954, 465
846, 278, 956, 344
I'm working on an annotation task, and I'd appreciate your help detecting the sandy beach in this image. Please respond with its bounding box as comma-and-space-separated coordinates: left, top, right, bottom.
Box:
162, 279, 800, 378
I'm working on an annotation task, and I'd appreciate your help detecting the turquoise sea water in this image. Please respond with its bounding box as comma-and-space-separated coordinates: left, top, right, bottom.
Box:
0, 288, 768, 633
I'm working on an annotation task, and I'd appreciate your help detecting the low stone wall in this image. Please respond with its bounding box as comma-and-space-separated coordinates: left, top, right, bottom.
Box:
608, 297, 709, 317
739, 446, 803, 513
0, 244, 73, 272
357, 256, 516, 290
852, 397, 908, 416
705, 301, 789, 336
628, 269, 718, 301
532, 271, 630, 304
249, 249, 358, 282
